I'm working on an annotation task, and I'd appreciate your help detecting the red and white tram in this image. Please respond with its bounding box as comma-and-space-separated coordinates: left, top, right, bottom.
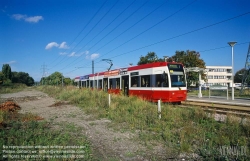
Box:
75, 62, 187, 103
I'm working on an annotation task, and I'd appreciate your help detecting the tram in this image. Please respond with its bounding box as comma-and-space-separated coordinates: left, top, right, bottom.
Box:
74, 61, 187, 103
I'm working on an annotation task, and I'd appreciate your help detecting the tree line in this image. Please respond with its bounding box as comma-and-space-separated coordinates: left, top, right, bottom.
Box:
0, 64, 35, 86
2, 50, 248, 87
40, 71, 72, 86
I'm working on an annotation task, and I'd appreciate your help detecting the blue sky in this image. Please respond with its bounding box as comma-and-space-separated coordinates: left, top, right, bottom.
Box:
1, 0, 250, 81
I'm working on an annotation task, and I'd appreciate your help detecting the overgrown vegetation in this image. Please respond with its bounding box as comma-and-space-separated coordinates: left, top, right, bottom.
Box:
40, 72, 73, 86
0, 83, 27, 94
38, 86, 250, 160
0, 99, 92, 160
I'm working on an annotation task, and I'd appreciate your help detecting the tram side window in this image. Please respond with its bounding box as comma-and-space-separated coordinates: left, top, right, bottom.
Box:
116, 78, 120, 89
141, 75, 150, 87
94, 80, 97, 88
131, 76, 139, 87
103, 79, 108, 91
155, 74, 162, 87
109, 78, 117, 89
87, 80, 89, 88
109, 79, 113, 89
98, 79, 102, 89
155, 73, 169, 87
90, 80, 93, 88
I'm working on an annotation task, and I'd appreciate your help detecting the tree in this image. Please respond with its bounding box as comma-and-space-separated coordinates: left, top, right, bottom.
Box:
40, 72, 63, 86
2, 64, 12, 81
137, 52, 164, 65
234, 68, 250, 85
12, 72, 34, 86
169, 50, 206, 87
0, 72, 4, 84
64, 77, 72, 85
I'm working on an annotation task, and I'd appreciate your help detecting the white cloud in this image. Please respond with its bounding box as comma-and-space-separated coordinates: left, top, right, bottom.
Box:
45, 41, 70, 50
45, 42, 59, 50
67, 51, 88, 57
8, 60, 17, 64
25, 16, 43, 23
1, 60, 16, 65
12, 14, 43, 23
12, 14, 25, 20
68, 52, 76, 57
59, 52, 67, 55
85, 50, 89, 55
90, 53, 99, 60
59, 42, 69, 49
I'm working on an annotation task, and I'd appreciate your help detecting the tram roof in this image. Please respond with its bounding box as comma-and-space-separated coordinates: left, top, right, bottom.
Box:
128, 61, 177, 71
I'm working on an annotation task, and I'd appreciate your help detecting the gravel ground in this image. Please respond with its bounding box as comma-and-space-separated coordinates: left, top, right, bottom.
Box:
0, 88, 170, 161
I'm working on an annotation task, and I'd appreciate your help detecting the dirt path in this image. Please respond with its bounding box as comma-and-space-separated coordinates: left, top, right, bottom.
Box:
0, 88, 167, 161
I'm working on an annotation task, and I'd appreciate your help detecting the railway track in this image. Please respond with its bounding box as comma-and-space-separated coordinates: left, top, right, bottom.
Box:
181, 100, 250, 116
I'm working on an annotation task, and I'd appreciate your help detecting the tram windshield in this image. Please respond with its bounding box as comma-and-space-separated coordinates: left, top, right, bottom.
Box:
168, 64, 186, 87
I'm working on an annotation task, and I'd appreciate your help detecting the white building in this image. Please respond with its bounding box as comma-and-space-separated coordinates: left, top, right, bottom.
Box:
203, 66, 233, 87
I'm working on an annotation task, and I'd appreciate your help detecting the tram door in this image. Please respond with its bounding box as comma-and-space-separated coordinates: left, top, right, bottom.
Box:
103, 78, 108, 92
122, 75, 129, 96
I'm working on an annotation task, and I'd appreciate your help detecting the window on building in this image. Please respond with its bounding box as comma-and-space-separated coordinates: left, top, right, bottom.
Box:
227, 69, 232, 73
208, 68, 214, 72
207, 75, 213, 79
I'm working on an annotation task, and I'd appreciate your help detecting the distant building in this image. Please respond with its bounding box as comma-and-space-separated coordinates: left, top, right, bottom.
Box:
204, 66, 233, 87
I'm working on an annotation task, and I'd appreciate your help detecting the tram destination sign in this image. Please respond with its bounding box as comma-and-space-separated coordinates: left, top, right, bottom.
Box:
130, 72, 139, 76
120, 68, 128, 75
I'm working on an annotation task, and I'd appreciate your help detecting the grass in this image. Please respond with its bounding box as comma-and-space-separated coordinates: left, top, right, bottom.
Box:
0, 103, 92, 160
0, 83, 27, 94
37, 85, 250, 160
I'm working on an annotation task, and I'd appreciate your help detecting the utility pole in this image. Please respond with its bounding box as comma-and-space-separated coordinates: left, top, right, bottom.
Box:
62, 75, 64, 87
241, 43, 250, 95
40, 63, 47, 85
92, 60, 94, 74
